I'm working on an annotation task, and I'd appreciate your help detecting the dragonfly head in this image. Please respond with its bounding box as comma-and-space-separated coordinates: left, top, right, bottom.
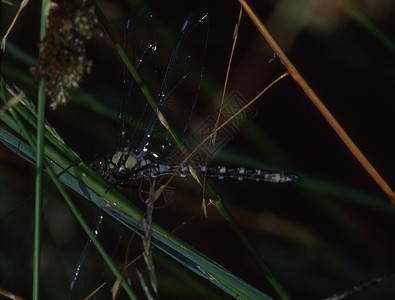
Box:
91, 149, 141, 186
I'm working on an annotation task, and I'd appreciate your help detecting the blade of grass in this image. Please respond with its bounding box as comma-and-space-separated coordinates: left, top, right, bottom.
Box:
237, 0, 395, 205
33, 79, 44, 299
33, 1, 49, 298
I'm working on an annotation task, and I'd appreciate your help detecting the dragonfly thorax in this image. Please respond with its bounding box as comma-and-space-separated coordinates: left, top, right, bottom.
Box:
93, 148, 164, 186
109, 150, 138, 171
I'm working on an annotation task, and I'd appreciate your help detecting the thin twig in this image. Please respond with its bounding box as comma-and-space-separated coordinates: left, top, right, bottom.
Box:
1, 0, 30, 51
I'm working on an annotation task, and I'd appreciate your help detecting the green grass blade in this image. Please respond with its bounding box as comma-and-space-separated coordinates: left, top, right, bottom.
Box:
33, 78, 45, 300
33, 1, 50, 297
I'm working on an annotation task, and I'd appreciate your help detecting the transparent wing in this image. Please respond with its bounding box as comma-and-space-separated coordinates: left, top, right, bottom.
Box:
70, 213, 124, 299
139, 8, 209, 156
120, 7, 209, 158
117, 4, 161, 152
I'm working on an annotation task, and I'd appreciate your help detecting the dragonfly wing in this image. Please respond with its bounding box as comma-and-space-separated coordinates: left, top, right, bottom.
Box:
135, 9, 209, 158
70, 213, 117, 299
118, 5, 162, 152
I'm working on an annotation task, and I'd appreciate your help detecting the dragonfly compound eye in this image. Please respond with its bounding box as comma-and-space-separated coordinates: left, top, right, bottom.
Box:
125, 153, 138, 169
111, 151, 122, 165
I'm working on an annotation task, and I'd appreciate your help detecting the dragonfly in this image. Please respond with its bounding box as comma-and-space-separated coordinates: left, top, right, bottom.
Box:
93, 6, 299, 192
71, 5, 299, 298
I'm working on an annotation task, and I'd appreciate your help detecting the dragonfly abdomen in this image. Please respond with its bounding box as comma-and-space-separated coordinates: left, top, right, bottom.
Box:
146, 164, 300, 183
